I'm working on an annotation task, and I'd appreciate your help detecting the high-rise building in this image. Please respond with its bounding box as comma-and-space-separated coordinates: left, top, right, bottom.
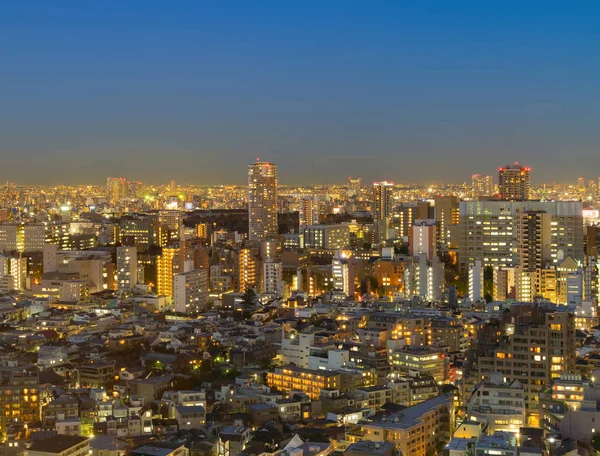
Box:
469, 260, 484, 302
516, 210, 552, 271
119, 215, 165, 247
157, 247, 178, 297
332, 252, 349, 295
373, 181, 394, 221
493, 267, 515, 301
248, 161, 278, 241
409, 219, 437, 261
0, 224, 19, 253
498, 164, 531, 201
434, 195, 459, 247
158, 210, 182, 233
0, 223, 48, 254
301, 224, 350, 249
373, 181, 394, 244
299, 197, 319, 228
0, 367, 40, 443
479, 304, 576, 423
262, 260, 283, 297
458, 201, 583, 271
236, 246, 257, 292
404, 253, 445, 301
106, 177, 130, 205
117, 246, 138, 292
347, 176, 361, 198
471, 174, 494, 199
393, 202, 432, 239
173, 264, 208, 313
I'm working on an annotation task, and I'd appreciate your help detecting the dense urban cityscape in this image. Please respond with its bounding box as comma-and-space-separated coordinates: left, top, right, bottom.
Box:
4, 1, 600, 455
0, 161, 599, 456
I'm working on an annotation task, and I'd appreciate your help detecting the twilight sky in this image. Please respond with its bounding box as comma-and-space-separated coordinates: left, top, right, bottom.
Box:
1, 1, 600, 186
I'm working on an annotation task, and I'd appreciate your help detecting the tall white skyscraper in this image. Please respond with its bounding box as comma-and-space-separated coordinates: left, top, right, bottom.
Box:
117, 246, 138, 292
248, 161, 278, 241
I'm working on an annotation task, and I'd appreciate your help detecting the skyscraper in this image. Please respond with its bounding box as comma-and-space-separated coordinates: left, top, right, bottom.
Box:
515, 209, 552, 272
347, 176, 361, 198
373, 181, 394, 244
498, 164, 531, 201
434, 195, 459, 246
248, 161, 278, 241
117, 246, 138, 292
471, 174, 494, 199
106, 177, 130, 205
157, 247, 177, 297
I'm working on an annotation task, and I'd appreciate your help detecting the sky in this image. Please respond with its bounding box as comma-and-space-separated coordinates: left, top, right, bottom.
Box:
1, 1, 600, 186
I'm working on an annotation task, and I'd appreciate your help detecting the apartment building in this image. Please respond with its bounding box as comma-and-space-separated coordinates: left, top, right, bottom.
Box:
267, 366, 340, 400
347, 394, 454, 456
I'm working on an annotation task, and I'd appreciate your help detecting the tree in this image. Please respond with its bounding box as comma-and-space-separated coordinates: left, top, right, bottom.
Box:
484, 266, 494, 302
242, 288, 257, 308
593, 433, 600, 451
394, 244, 409, 255
241, 288, 257, 319
369, 276, 379, 295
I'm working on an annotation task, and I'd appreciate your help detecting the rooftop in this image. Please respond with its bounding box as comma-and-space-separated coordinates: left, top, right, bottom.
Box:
28, 435, 89, 453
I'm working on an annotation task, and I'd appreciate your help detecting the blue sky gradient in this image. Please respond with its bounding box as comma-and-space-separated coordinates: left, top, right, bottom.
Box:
1, 1, 599, 185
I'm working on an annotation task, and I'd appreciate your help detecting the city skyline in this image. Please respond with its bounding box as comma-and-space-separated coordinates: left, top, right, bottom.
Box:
2, 2, 600, 184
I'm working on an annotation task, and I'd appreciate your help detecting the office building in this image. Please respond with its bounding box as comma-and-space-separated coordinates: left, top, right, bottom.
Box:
119, 215, 165, 247
0, 223, 48, 254
22, 223, 47, 252
302, 224, 350, 249
158, 210, 182, 233
498, 164, 531, 201
0, 224, 19, 253
458, 201, 584, 270
248, 161, 278, 241
387, 344, 446, 383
